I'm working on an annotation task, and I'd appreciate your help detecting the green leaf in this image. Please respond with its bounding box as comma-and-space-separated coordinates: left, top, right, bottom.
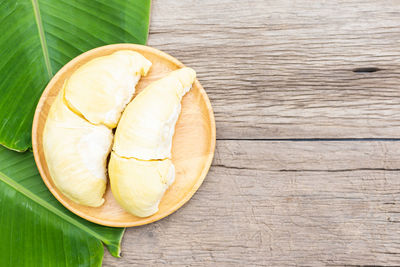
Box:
0, 0, 151, 151
0, 146, 125, 266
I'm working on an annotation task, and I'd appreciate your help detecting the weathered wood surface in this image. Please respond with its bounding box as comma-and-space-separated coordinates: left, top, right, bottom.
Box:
147, 0, 400, 139
104, 141, 400, 266
104, 0, 400, 266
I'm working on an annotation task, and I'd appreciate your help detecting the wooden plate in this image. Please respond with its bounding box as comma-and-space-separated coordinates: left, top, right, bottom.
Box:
32, 44, 216, 227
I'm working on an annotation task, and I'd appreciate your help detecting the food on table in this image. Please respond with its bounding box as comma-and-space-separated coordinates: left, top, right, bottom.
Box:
109, 67, 196, 217
43, 51, 151, 207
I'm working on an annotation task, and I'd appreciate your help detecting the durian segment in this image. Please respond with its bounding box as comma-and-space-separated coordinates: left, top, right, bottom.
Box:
65, 50, 152, 128
43, 88, 113, 207
109, 67, 195, 217
109, 152, 175, 217
113, 67, 196, 160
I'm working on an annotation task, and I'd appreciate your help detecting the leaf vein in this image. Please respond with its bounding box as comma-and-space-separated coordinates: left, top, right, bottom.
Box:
0, 170, 109, 244
30, 0, 52, 78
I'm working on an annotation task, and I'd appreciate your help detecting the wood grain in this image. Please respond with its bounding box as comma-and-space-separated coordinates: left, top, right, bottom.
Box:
99, 0, 400, 265
147, 0, 400, 139
104, 140, 400, 266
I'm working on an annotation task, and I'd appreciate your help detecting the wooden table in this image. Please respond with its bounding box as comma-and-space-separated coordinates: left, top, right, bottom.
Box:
104, 0, 400, 265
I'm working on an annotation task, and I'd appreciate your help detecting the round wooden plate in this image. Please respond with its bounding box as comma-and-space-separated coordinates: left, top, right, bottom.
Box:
32, 44, 216, 227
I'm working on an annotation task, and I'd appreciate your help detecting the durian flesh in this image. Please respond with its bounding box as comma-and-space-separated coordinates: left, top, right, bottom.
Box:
65, 50, 152, 128
109, 152, 175, 217
43, 88, 112, 207
110, 67, 196, 217
43, 51, 151, 207
113, 67, 196, 160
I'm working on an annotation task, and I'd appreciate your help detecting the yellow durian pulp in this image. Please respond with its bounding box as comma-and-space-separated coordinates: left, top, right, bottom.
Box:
43, 88, 113, 207
113, 67, 196, 160
109, 152, 175, 217
65, 50, 152, 128
43, 50, 152, 207
110, 67, 196, 217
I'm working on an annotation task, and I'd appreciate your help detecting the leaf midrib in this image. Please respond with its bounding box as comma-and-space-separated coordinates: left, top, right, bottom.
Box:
31, 0, 53, 78
0, 170, 109, 245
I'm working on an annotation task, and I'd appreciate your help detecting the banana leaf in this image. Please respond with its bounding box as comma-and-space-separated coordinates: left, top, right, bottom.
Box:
0, 0, 151, 151
0, 146, 125, 266
0, 0, 151, 265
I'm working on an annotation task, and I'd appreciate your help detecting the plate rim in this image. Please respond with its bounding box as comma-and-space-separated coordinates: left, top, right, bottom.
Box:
32, 43, 216, 227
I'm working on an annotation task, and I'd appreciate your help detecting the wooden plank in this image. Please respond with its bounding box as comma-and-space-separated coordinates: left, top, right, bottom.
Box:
147, 0, 400, 139
104, 140, 400, 266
